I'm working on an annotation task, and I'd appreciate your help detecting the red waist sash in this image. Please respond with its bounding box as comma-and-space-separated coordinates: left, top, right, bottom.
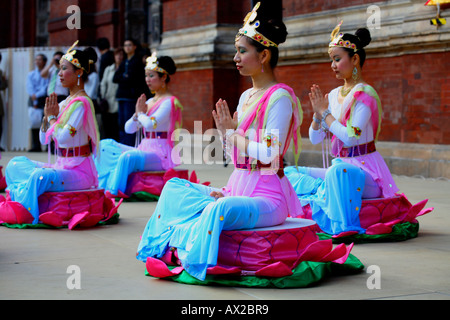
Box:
57, 143, 91, 157
145, 131, 168, 139
339, 141, 376, 158
235, 156, 285, 178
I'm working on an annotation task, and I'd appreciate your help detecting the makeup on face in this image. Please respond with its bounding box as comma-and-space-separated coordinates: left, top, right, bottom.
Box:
233, 37, 260, 76
58, 59, 79, 87
329, 47, 353, 79
145, 70, 165, 91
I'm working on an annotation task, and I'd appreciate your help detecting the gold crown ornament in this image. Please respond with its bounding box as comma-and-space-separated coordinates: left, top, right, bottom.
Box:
236, 2, 278, 48
145, 52, 168, 74
328, 21, 358, 53
61, 40, 82, 69
61, 40, 93, 72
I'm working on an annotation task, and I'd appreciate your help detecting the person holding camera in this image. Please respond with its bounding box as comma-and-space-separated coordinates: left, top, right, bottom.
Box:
40, 51, 69, 103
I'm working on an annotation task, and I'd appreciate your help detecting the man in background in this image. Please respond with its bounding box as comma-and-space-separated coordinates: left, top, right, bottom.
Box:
26, 53, 48, 152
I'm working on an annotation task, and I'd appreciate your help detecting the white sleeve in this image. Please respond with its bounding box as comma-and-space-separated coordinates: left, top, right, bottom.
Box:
329, 101, 372, 146
124, 115, 139, 134
43, 102, 84, 145
309, 125, 326, 145
138, 98, 172, 131
246, 95, 292, 164
39, 127, 48, 145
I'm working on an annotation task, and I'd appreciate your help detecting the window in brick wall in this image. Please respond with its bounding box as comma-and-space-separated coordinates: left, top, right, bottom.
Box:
36, 0, 50, 46
148, 0, 162, 46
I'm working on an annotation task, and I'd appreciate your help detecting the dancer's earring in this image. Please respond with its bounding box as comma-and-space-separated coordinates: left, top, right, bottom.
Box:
261, 64, 264, 73
352, 67, 359, 81
77, 74, 81, 86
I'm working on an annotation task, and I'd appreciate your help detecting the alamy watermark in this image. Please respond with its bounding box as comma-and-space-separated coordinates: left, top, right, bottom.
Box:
66, 5, 81, 30
170, 122, 281, 175
66, 265, 81, 290
366, 265, 381, 290
366, 5, 381, 30
66, 4, 382, 31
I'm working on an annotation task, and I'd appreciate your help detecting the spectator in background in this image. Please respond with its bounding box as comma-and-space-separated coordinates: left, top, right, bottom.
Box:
84, 62, 99, 103
100, 47, 124, 141
113, 38, 148, 146
41, 51, 69, 103
40, 51, 68, 153
96, 37, 115, 82
84, 61, 101, 137
0, 53, 7, 151
26, 53, 49, 152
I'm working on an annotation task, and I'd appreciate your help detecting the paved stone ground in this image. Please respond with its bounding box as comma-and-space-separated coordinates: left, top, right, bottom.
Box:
0, 151, 449, 302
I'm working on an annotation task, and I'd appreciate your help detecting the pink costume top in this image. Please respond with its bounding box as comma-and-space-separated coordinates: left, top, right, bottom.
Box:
40, 96, 99, 186
309, 83, 398, 198
124, 96, 182, 170
223, 84, 303, 220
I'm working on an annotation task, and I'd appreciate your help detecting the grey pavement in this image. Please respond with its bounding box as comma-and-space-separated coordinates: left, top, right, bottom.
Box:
0, 151, 449, 300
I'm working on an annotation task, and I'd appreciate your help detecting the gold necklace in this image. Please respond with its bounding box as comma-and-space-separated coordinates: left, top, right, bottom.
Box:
244, 84, 271, 108
340, 85, 355, 97
62, 89, 85, 108
69, 89, 85, 98
148, 93, 168, 109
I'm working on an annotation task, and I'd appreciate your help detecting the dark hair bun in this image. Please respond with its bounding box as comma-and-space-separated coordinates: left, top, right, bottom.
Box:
269, 19, 288, 45
83, 47, 98, 64
158, 56, 177, 75
355, 28, 371, 48
258, 18, 288, 46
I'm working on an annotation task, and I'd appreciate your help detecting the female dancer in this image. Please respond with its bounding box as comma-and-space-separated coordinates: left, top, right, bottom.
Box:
95, 53, 182, 197
136, 3, 303, 281
285, 22, 398, 235
4, 41, 100, 224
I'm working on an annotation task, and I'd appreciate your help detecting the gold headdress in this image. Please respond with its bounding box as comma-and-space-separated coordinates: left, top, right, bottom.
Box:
61, 40, 92, 72
236, 2, 278, 48
328, 21, 358, 53
145, 52, 168, 74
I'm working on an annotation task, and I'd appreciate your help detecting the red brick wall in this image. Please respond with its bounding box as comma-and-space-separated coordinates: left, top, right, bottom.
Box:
275, 51, 450, 144
169, 69, 215, 132
49, 0, 120, 47
283, 0, 376, 16
163, 0, 218, 31
169, 49, 450, 145
217, 0, 251, 25
163, 0, 250, 31
169, 67, 243, 133
43, 0, 450, 146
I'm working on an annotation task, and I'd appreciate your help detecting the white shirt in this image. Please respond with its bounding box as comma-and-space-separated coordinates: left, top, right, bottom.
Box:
309, 84, 373, 147
237, 88, 293, 164
39, 100, 89, 148
84, 72, 99, 100
124, 97, 172, 133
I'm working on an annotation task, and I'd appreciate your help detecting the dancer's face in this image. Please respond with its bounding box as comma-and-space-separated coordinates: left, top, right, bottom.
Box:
329, 47, 357, 80
58, 59, 82, 88
145, 70, 167, 92
233, 36, 261, 77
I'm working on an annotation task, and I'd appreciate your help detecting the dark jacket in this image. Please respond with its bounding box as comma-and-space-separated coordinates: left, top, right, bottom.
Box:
98, 50, 115, 82
113, 54, 147, 100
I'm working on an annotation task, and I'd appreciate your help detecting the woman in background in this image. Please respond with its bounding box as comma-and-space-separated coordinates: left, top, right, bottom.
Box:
285, 22, 398, 235
100, 47, 124, 141
95, 53, 182, 197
